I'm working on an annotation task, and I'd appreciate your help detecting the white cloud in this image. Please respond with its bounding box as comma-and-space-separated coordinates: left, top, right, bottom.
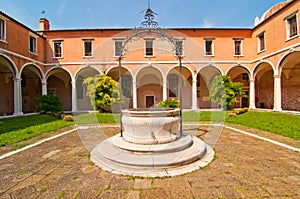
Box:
58, 0, 69, 16
202, 18, 214, 28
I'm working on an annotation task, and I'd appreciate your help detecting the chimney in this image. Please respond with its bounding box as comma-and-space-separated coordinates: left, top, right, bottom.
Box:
39, 18, 50, 31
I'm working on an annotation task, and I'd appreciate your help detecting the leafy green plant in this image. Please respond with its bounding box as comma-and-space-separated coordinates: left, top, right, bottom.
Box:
209, 75, 246, 110
83, 74, 123, 112
36, 94, 63, 113
157, 98, 180, 108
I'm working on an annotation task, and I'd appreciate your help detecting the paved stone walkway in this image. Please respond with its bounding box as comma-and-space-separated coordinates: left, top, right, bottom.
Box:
0, 125, 299, 198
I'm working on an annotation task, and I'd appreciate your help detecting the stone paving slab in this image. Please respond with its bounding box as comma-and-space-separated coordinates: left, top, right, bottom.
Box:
0, 126, 299, 198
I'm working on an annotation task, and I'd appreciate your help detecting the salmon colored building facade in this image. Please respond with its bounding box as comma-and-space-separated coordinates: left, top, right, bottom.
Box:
0, 0, 300, 115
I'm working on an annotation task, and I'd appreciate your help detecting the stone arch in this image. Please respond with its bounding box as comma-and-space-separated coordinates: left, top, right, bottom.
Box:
75, 67, 100, 111
136, 65, 163, 108
166, 65, 193, 108
196, 65, 222, 109
20, 63, 44, 113
106, 66, 134, 109
45, 67, 72, 111
0, 53, 18, 76
226, 65, 251, 108
0, 54, 17, 115
74, 65, 102, 78
106, 65, 133, 78
135, 64, 164, 80
253, 60, 275, 78
253, 62, 274, 109
278, 51, 300, 111
226, 64, 251, 77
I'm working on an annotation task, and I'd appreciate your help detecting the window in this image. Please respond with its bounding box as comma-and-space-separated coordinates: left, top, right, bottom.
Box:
257, 32, 266, 52
233, 39, 243, 56
29, 35, 37, 54
53, 40, 63, 58
204, 38, 214, 56
175, 40, 184, 56
0, 18, 6, 41
242, 73, 249, 81
145, 39, 154, 57
114, 40, 123, 57
168, 74, 178, 97
83, 39, 93, 57
286, 12, 298, 39
121, 75, 132, 98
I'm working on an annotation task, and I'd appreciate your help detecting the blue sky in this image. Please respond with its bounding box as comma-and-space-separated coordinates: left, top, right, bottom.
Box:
1, 0, 285, 30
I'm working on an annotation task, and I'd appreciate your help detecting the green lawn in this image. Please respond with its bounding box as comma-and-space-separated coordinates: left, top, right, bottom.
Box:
74, 111, 300, 140
0, 111, 299, 148
184, 110, 300, 140
74, 112, 120, 124
0, 114, 74, 147
226, 111, 300, 140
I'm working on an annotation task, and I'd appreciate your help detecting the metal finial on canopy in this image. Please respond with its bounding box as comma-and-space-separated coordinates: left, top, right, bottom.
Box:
140, 0, 159, 28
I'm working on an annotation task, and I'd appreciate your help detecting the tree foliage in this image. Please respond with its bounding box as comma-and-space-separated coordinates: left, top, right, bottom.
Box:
83, 74, 122, 112
209, 75, 246, 110
157, 98, 180, 108
37, 94, 63, 113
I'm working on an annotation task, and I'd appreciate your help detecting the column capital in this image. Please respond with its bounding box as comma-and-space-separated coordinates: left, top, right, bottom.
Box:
13, 77, 21, 81
42, 79, 47, 84
274, 74, 281, 78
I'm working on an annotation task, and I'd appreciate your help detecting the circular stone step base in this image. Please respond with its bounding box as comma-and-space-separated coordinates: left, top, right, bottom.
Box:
111, 133, 193, 153
90, 134, 215, 177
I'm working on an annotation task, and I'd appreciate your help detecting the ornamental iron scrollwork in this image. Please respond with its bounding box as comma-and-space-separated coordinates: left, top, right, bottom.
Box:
116, 0, 182, 59
140, 7, 159, 29
117, 0, 184, 137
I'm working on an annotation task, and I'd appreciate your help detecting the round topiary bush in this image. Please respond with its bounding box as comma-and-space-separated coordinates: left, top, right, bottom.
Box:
37, 94, 63, 113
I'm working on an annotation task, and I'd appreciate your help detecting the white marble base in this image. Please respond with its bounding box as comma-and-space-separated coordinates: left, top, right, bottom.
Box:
90, 133, 214, 177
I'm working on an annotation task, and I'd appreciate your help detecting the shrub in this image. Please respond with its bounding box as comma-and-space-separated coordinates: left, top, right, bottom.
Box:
157, 99, 180, 108
83, 74, 123, 112
209, 75, 246, 110
37, 94, 63, 113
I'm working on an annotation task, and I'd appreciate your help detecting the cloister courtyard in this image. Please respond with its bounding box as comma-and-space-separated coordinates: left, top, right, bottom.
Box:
0, 114, 299, 199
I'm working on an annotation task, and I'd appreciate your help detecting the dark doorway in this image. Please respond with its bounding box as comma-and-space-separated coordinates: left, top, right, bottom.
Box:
146, 96, 154, 108
242, 91, 249, 108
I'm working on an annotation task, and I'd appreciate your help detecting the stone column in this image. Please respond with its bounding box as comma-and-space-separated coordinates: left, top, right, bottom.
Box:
132, 80, 137, 108
192, 79, 198, 110
42, 79, 47, 95
71, 80, 77, 112
249, 79, 256, 109
13, 77, 23, 115
273, 75, 282, 112
163, 79, 167, 101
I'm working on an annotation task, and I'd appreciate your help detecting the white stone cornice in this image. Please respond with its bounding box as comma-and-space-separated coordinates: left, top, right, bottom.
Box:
0, 48, 44, 66
1, 42, 300, 68
251, 42, 300, 64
